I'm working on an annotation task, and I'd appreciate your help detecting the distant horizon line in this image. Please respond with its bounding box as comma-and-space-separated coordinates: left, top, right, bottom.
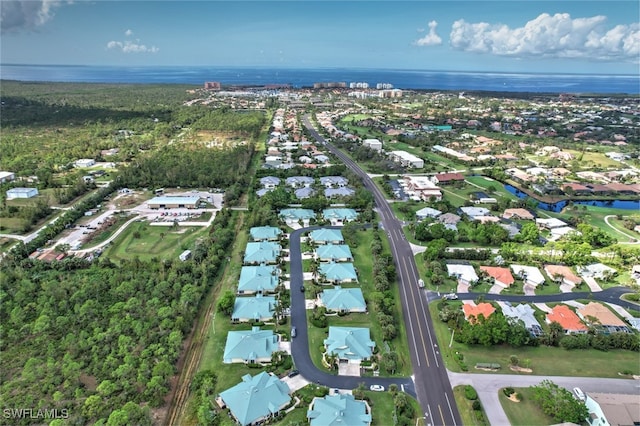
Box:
1, 63, 638, 77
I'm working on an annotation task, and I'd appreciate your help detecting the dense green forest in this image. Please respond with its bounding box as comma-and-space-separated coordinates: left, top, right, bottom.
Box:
0, 209, 236, 425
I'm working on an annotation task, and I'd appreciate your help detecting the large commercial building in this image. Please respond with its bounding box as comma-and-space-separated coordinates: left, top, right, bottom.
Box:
388, 150, 424, 168
147, 196, 202, 209
0, 171, 16, 184
6, 187, 39, 199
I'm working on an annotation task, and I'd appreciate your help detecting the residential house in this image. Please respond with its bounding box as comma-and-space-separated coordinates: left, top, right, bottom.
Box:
584, 393, 640, 426
437, 213, 461, 230
75, 158, 96, 168
459, 206, 491, 218
231, 295, 277, 323
502, 208, 535, 221
309, 228, 344, 245
223, 327, 279, 364
446, 264, 479, 285
501, 303, 543, 337
250, 226, 282, 242
415, 207, 442, 221
307, 394, 372, 426
243, 242, 281, 265
217, 372, 291, 426
578, 263, 618, 280
316, 244, 353, 262
320, 176, 348, 187
402, 176, 442, 201
0, 171, 16, 184
238, 265, 279, 295
6, 187, 39, 199
562, 183, 592, 195
260, 176, 281, 188
510, 265, 546, 287
548, 226, 578, 241
319, 286, 366, 313
536, 217, 568, 229
544, 264, 582, 287
324, 327, 375, 361
480, 266, 515, 288
279, 208, 316, 226
462, 303, 496, 324
318, 262, 358, 284
546, 305, 588, 334
285, 176, 315, 188
295, 187, 316, 199
322, 208, 358, 225
577, 302, 629, 333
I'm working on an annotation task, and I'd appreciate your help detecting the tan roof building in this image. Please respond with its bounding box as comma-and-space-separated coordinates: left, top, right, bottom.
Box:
502, 208, 535, 220
585, 392, 640, 426
544, 264, 583, 286
577, 302, 627, 327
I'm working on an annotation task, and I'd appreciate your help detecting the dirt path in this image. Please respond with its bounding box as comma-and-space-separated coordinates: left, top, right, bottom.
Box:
163, 212, 244, 426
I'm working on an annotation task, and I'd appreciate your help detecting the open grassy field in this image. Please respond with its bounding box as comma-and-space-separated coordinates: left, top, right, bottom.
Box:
465, 175, 521, 201
429, 302, 640, 377
565, 150, 625, 169
103, 222, 208, 262
499, 387, 556, 426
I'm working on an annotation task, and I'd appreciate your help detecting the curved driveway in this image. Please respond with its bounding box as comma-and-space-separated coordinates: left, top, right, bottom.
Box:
303, 115, 461, 425
289, 226, 415, 395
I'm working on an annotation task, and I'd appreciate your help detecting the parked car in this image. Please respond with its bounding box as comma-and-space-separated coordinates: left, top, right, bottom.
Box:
288, 370, 299, 378
300, 285, 305, 292
291, 326, 297, 338
442, 293, 458, 300
369, 385, 384, 392
573, 387, 585, 401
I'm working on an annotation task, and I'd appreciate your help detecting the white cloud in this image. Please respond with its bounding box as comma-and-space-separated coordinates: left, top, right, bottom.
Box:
449, 13, 640, 61
414, 20, 442, 46
0, 0, 66, 33
107, 39, 159, 54
125, 29, 133, 37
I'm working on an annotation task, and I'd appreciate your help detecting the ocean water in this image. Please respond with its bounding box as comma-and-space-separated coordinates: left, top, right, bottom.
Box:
1, 64, 639, 94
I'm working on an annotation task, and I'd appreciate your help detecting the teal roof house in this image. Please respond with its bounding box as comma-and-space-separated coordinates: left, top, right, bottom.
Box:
318, 262, 358, 283
244, 241, 282, 265
307, 394, 372, 426
218, 371, 291, 426
309, 228, 344, 245
316, 244, 353, 262
324, 327, 375, 361
279, 208, 316, 227
319, 287, 366, 313
250, 226, 282, 242
238, 265, 279, 295
231, 295, 276, 322
322, 208, 358, 225
223, 327, 279, 364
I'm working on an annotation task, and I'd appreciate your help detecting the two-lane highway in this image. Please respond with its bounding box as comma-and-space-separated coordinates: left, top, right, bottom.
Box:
302, 115, 462, 425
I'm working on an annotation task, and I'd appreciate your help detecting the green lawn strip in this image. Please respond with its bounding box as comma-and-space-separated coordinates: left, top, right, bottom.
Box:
413, 253, 458, 293
452, 385, 489, 426
0, 217, 26, 233
428, 302, 640, 377
104, 223, 206, 262
367, 391, 421, 426
465, 175, 520, 200
499, 387, 556, 426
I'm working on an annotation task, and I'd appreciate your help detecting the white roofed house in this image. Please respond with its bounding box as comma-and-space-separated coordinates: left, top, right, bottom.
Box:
446, 264, 479, 286
511, 265, 546, 295
415, 207, 442, 221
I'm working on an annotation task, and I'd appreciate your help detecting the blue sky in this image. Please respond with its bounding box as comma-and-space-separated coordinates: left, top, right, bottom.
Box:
1, 1, 639, 74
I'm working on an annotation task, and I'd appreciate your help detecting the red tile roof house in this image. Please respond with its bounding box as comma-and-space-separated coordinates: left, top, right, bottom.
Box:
502, 208, 535, 221
546, 305, 588, 334
480, 266, 515, 289
462, 303, 496, 324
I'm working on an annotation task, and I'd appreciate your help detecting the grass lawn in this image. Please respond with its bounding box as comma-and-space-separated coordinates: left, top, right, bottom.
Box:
465, 175, 521, 201
429, 302, 640, 377
305, 228, 413, 377
103, 223, 207, 262
499, 387, 556, 426
453, 385, 489, 426
0, 216, 27, 234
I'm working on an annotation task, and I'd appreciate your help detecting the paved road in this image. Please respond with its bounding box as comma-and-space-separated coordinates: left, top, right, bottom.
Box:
448, 372, 640, 426
289, 226, 416, 395
447, 286, 640, 312
303, 115, 462, 426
